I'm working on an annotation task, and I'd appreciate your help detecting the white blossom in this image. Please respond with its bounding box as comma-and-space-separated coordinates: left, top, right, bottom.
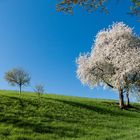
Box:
76, 22, 140, 94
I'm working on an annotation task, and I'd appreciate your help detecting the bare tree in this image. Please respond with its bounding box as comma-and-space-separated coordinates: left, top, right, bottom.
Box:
5, 68, 31, 93
34, 84, 45, 96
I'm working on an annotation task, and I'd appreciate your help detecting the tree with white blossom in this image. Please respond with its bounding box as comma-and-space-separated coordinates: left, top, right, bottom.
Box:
76, 22, 140, 109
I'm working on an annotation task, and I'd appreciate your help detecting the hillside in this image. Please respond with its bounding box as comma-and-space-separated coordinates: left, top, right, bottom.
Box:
0, 90, 139, 140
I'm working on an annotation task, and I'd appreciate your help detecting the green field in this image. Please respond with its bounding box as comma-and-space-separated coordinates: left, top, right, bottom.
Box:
0, 90, 139, 140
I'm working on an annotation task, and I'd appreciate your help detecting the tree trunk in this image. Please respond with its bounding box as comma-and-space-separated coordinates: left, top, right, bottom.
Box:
118, 88, 124, 109
118, 83, 124, 109
126, 91, 129, 107
19, 85, 22, 94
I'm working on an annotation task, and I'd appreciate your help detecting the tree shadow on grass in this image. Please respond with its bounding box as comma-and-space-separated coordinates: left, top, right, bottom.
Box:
48, 98, 140, 118
0, 94, 139, 139
0, 95, 86, 139
1, 95, 140, 118
125, 105, 140, 113
0, 114, 86, 138
0, 95, 40, 108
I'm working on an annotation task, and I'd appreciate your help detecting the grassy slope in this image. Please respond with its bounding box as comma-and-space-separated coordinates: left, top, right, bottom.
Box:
0, 90, 139, 140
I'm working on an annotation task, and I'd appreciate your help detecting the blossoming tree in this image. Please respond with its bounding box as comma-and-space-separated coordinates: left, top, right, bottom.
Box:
76, 22, 140, 109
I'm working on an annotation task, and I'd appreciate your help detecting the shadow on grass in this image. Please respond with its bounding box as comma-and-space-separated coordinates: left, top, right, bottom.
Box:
48, 98, 140, 118
0, 95, 40, 108
0, 95, 86, 138
125, 105, 140, 113
3, 94, 140, 118
0, 114, 85, 138
2, 94, 140, 116
0, 94, 140, 139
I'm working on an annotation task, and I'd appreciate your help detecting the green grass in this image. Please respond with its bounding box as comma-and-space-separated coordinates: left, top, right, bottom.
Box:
0, 90, 139, 140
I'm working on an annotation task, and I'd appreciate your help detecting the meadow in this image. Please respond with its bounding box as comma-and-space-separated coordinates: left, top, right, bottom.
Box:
0, 90, 139, 140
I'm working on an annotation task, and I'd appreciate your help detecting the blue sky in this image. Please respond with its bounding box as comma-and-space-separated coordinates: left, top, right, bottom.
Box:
0, 0, 139, 100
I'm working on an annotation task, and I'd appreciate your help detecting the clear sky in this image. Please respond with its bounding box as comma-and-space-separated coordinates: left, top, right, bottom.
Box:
0, 0, 139, 100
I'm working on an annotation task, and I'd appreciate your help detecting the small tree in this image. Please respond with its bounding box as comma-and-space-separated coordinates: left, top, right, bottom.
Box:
34, 84, 45, 96
76, 22, 140, 109
5, 68, 31, 93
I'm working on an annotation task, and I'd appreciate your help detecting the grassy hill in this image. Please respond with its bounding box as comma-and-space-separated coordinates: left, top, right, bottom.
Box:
0, 90, 139, 140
